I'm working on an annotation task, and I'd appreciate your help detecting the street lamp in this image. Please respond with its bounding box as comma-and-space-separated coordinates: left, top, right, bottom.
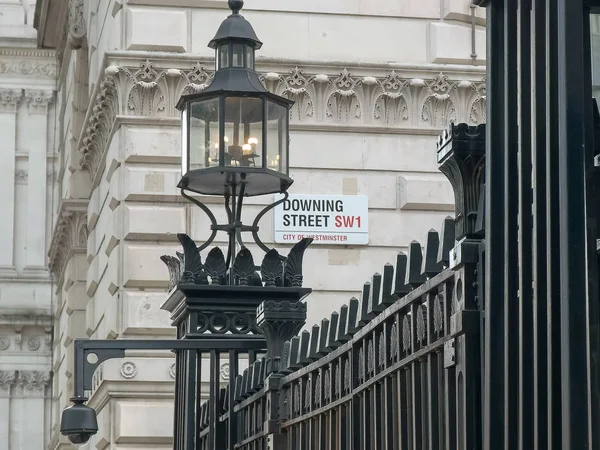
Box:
175, 0, 296, 265
60, 2, 312, 448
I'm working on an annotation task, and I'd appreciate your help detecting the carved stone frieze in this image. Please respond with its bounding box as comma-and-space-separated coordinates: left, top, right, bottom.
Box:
48, 201, 88, 282
0, 328, 52, 352
77, 59, 486, 183
0, 88, 23, 113
24, 90, 54, 115
0, 59, 57, 78
0, 371, 51, 396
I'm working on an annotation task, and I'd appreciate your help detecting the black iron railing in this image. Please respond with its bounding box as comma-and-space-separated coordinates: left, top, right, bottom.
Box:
193, 213, 483, 450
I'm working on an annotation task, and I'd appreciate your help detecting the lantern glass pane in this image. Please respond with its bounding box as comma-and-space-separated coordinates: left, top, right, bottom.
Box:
223, 97, 263, 168
219, 44, 229, 69
245, 45, 254, 69
181, 106, 188, 176
189, 98, 220, 170
232, 43, 244, 67
265, 100, 287, 173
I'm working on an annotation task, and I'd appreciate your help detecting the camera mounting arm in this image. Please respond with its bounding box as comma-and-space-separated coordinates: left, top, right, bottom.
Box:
72, 338, 266, 398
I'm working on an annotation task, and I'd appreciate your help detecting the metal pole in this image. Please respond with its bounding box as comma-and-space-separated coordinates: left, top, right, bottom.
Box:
484, 1, 507, 448
556, 1, 591, 448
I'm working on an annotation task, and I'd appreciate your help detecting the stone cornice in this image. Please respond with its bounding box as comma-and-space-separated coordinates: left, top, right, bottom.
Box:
105, 51, 486, 78
77, 54, 486, 187
48, 199, 88, 282
0, 48, 56, 58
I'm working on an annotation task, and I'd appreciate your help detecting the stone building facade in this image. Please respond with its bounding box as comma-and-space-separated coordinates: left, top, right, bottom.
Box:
0, 0, 57, 448
2, 0, 490, 448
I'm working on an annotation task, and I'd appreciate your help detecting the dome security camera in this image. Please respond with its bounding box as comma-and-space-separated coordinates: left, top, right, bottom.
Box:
60, 397, 98, 446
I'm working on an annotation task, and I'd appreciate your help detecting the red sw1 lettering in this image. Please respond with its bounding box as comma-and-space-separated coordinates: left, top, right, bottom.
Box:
334, 215, 362, 228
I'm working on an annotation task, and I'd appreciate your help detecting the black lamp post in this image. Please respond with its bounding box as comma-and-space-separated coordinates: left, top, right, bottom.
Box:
60, 3, 312, 449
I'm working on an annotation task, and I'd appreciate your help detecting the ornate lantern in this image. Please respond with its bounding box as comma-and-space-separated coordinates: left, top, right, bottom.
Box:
176, 0, 293, 197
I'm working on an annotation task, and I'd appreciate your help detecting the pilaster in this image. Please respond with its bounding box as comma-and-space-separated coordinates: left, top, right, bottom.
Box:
0, 88, 23, 275
0, 370, 16, 449
24, 89, 54, 273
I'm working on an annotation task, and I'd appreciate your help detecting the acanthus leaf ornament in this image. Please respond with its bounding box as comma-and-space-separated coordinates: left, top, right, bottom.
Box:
48, 204, 87, 281
0, 88, 23, 113
231, 248, 256, 286
420, 73, 458, 127
284, 238, 313, 287
24, 90, 54, 115
204, 247, 227, 285
374, 71, 410, 125
325, 69, 361, 123
17, 371, 51, 391
177, 233, 208, 285
260, 249, 283, 287
0, 371, 16, 390
279, 67, 315, 121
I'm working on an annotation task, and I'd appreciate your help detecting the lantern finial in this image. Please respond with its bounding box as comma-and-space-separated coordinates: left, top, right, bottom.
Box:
228, 0, 244, 14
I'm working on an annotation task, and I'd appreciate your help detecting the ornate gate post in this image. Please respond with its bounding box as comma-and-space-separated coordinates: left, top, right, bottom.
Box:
256, 300, 307, 450
437, 123, 485, 448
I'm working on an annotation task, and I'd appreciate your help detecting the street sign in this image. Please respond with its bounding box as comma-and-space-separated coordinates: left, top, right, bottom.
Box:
273, 194, 369, 245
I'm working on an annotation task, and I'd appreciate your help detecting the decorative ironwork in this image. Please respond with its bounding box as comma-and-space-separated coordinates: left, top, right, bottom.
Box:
437, 122, 485, 240
161, 234, 313, 289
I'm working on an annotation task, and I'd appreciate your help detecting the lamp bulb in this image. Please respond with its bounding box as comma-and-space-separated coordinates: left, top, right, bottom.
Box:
242, 144, 251, 153
224, 136, 229, 143
248, 137, 258, 145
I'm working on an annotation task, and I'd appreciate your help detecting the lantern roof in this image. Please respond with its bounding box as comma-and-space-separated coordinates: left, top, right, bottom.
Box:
208, 0, 263, 50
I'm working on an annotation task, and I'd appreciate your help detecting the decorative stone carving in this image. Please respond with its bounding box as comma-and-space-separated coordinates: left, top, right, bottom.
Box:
0, 59, 57, 77
120, 362, 137, 379
27, 337, 41, 351
15, 170, 27, 185
373, 71, 409, 125
419, 73, 458, 127
14, 326, 22, 346
220, 363, 230, 381
79, 75, 118, 178
0, 336, 9, 351
0, 88, 23, 113
17, 371, 51, 392
0, 371, 16, 390
169, 363, 176, 379
24, 90, 54, 114
78, 59, 485, 184
48, 202, 88, 280
67, 0, 86, 49
325, 69, 362, 124
469, 77, 487, 124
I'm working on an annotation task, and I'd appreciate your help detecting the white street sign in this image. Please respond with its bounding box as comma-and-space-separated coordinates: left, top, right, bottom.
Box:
273, 194, 369, 245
